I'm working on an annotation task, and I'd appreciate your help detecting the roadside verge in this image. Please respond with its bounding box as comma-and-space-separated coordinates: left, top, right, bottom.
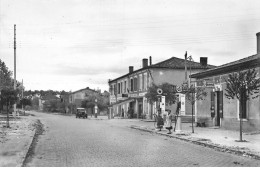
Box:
130, 125, 260, 161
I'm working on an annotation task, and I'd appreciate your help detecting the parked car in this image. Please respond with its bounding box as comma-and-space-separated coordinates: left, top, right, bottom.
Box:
76, 108, 88, 119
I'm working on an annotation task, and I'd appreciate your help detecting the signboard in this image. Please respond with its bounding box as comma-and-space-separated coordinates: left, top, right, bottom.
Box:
157, 88, 163, 95
180, 94, 185, 115
129, 94, 138, 98
176, 86, 182, 92
139, 92, 146, 97
214, 76, 221, 84
214, 84, 222, 91
206, 81, 214, 87
197, 79, 214, 87
110, 96, 116, 103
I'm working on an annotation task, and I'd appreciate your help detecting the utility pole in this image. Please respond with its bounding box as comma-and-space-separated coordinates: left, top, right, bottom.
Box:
184, 51, 187, 81
188, 55, 193, 87
22, 79, 24, 115
14, 24, 17, 117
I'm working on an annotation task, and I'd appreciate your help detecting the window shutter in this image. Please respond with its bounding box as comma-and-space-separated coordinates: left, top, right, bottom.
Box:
219, 91, 223, 118
134, 78, 137, 91
210, 92, 215, 118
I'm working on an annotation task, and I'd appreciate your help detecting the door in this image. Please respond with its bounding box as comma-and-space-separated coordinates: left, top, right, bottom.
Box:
138, 103, 143, 118
216, 92, 220, 126
216, 91, 223, 126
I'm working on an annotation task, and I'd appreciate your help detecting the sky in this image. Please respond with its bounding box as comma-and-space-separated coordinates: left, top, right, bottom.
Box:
1, 0, 260, 92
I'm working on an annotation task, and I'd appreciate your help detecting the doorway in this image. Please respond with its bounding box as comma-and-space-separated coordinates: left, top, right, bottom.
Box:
216, 91, 221, 126
216, 91, 223, 126
138, 103, 143, 118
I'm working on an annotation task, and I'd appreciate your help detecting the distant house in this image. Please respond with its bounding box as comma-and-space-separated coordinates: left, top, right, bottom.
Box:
69, 87, 99, 107
39, 93, 60, 112
69, 87, 101, 114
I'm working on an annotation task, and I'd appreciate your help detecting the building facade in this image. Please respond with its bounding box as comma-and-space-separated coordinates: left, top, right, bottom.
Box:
108, 56, 215, 119
191, 32, 260, 132
69, 87, 99, 114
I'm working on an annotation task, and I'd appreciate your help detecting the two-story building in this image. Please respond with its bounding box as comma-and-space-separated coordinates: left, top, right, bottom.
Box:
191, 32, 260, 132
108, 56, 215, 119
69, 87, 99, 114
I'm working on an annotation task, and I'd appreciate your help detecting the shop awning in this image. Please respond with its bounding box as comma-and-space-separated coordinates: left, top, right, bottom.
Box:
110, 98, 135, 107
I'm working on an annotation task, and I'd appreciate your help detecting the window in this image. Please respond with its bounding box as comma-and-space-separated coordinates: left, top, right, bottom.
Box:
114, 84, 117, 95
143, 73, 147, 90
130, 78, 134, 92
139, 74, 143, 91
134, 77, 137, 91
124, 81, 127, 93
118, 83, 121, 94
121, 82, 123, 94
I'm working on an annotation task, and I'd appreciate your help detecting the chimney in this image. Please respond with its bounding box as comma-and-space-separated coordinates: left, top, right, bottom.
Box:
257, 32, 260, 54
200, 57, 208, 66
129, 66, 134, 73
142, 58, 148, 68
149, 56, 152, 65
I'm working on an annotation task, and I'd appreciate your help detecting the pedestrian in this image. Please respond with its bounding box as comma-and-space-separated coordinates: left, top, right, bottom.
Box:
127, 107, 130, 118
165, 110, 173, 134
157, 110, 164, 131
122, 108, 124, 118
128, 107, 134, 119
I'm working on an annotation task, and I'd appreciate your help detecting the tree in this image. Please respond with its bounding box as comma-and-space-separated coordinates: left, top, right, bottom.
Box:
17, 98, 32, 108
145, 83, 177, 105
184, 84, 207, 133
0, 59, 13, 112
81, 92, 108, 114
0, 59, 12, 90
0, 88, 18, 128
225, 68, 260, 141
31, 97, 40, 110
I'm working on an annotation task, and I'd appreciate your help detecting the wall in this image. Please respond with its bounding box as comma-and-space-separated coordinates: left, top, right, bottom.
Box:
151, 68, 206, 116
196, 67, 260, 131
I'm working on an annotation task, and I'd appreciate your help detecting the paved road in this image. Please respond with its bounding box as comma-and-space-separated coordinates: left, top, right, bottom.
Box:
26, 112, 260, 167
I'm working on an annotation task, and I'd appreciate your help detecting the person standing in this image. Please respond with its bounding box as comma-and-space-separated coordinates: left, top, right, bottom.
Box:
122, 108, 124, 118
156, 110, 164, 131
165, 110, 173, 134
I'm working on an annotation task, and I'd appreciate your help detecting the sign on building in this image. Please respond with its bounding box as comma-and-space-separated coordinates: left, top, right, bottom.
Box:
180, 94, 185, 115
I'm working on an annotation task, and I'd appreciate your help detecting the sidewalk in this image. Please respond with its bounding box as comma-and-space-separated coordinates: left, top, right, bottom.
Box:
0, 114, 36, 167
129, 119, 260, 160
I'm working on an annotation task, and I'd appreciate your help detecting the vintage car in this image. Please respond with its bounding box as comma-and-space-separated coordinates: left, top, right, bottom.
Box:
76, 108, 88, 119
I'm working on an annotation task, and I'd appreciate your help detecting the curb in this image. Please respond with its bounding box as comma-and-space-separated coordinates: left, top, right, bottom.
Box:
130, 126, 260, 161
22, 119, 44, 167
19, 122, 36, 167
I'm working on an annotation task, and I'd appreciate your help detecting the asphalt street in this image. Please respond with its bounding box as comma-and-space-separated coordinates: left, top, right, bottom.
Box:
25, 112, 260, 167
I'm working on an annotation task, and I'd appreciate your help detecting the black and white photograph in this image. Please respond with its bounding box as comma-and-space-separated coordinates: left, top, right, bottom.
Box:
1, 0, 260, 167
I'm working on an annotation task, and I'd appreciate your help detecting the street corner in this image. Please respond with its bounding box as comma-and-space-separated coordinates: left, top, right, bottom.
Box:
0, 115, 37, 167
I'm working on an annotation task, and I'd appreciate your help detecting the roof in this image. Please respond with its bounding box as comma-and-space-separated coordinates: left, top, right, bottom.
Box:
109, 56, 215, 83
41, 93, 59, 100
71, 87, 97, 94
151, 57, 215, 69
191, 54, 260, 79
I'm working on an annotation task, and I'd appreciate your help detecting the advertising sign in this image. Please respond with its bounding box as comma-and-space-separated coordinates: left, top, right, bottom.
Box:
180, 94, 185, 115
